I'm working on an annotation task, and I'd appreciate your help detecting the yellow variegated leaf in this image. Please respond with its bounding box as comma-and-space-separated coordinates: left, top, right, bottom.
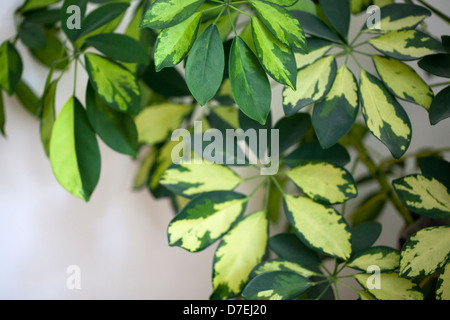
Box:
295, 45, 332, 70
363, 3, 431, 33
283, 56, 337, 115
250, 0, 307, 51
400, 226, 450, 278
358, 291, 375, 300
354, 272, 424, 300
286, 162, 357, 204
373, 56, 433, 109
251, 16, 296, 89
140, 0, 206, 29
149, 140, 180, 193
359, 70, 411, 159
369, 30, 445, 61
251, 259, 318, 279
393, 175, 450, 219
133, 149, 156, 190
168, 191, 248, 252
347, 246, 400, 272
436, 263, 450, 300
135, 103, 193, 145
160, 161, 243, 198
284, 195, 352, 260
212, 211, 268, 300
154, 12, 202, 71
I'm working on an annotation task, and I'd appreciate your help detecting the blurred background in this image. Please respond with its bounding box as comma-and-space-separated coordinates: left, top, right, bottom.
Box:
0, 0, 448, 299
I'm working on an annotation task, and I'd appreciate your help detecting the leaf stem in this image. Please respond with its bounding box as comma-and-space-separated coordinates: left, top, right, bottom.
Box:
247, 177, 269, 199
227, 6, 238, 36
229, 4, 252, 18
73, 58, 78, 96
337, 279, 360, 294
212, 5, 226, 25
430, 81, 450, 88
315, 283, 332, 300
350, 52, 363, 70
270, 175, 287, 196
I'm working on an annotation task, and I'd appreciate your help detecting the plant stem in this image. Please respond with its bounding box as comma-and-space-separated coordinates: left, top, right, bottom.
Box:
229, 4, 252, 18
270, 175, 287, 196
337, 279, 360, 294
247, 177, 269, 199
379, 147, 450, 169
430, 81, 450, 88
315, 283, 332, 300
73, 58, 78, 96
353, 49, 372, 57
350, 52, 364, 70
348, 135, 414, 225
227, 6, 238, 36
212, 6, 226, 25
202, 4, 225, 14
333, 283, 341, 300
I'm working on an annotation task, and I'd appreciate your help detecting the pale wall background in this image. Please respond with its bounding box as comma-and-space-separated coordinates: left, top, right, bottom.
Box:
0, 0, 448, 299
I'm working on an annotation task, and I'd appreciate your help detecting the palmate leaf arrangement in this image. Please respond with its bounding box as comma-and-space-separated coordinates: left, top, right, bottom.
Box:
1, 0, 450, 300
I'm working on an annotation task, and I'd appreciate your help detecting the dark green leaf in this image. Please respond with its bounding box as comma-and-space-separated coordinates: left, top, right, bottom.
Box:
0, 42, 23, 96
24, 8, 62, 26
229, 37, 271, 125
350, 192, 386, 226
186, 24, 224, 106
419, 156, 450, 190
15, 80, 39, 116
318, 0, 350, 39
429, 86, 450, 125
21, 0, 60, 13
40, 80, 57, 157
0, 91, 5, 136
269, 233, 321, 267
142, 61, 190, 97
30, 29, 68, 70
62, 0, 88, 42
86, 83, 138, 157
418, 54, 450, 78
274, 113, 311, 154
19, 23, 47, 49
350, 222, 382, 255
290, 11, 341, 43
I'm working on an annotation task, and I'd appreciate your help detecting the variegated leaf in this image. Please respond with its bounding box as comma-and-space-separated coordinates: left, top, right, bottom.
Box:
295, 44, 332, 70
250, 259, 318, 279
393, 174, 450, 219
85, 53, 141, 116
167, 191, 248, 252
362, 4, 431, 33
250, 0, 307, 51
369, 30, 445, 61
354, 272, 424, 300
313, 65, 359, 149
284, 195, 352, 260
286, 161, 357, 204
154, 12, 202, 71
160, 162, 243, 198
436, 263, 450, 300
267, 0, 297, 6
135, 103, 193, 146
400, 226, 450, 278
373, 55, 433, 109
149, 140, 180, 196
347, 246, 400, 272
140, 0, 205, 29
359, 70, 411, 159
358, 291, 376, 300
283, 56, 337, 116
212, 211, 268, 300
251, 16, 296, 89
243, 271, 312, 300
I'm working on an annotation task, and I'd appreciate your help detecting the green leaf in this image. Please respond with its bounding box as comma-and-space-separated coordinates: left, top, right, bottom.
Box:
75, 2, 130, 41
149, 140, 180, 198
429, 86, 450, 125
267, 0, 298, 6
84, 33, 148, 64
269, 233, 321, 267
0, 42, 23, 96
62, 0, 88, 42
85, 53, 141, 115
436, 263, 450, 300
286, 161, 357, 204
21, 0, 60, 13
318, 0, 350, 39
186, 24, 224, 106
283, 56, 337, 116
242, 270, 312, 300
373, 56, 433, 109
418, 156, 450, 190
30, 29, 68, 70
347, 246, 400, 272
284, 195, 352, 260
313, 65, 359, 149
251, 16, 296, 89
274, 113, 311, 154
143, 61, 190, 97
250, 259, 318, 279
14, 80, 39, 116
362, 4, 431, 33
400, 226, 450, 278
85, 83, 138, 157
350, 222, 382, 254
140, 0, 205, 30
167, 191, 248, 252
419, 54, 450, 79
290, 11, 341, 43
212, 211, 269, 300
287, 0, 316, 15
49, 97, 101, 202
250, 0, 307, 51
359, 70, 411, 159
393, 174, 450, 219
18, 23, 47, 49
0, 91, 5, 136
350, 0, 371, 14
368, 30, 445, 61
133, 149, 156, 190
161, 162, 243, 198
229, 37, 271, 125
354, 272, 424, 300
283, 140, 351, 168
350, 193, 386, 226
39, 80, 57, 157
135, 103, 193, 146
154, 12, 202, 72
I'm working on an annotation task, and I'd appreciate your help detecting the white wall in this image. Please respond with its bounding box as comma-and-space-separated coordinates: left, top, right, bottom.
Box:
0, 0, 448, 299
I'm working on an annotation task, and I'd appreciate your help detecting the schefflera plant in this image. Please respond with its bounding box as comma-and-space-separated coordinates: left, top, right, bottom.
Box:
139, 0, 309, 125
